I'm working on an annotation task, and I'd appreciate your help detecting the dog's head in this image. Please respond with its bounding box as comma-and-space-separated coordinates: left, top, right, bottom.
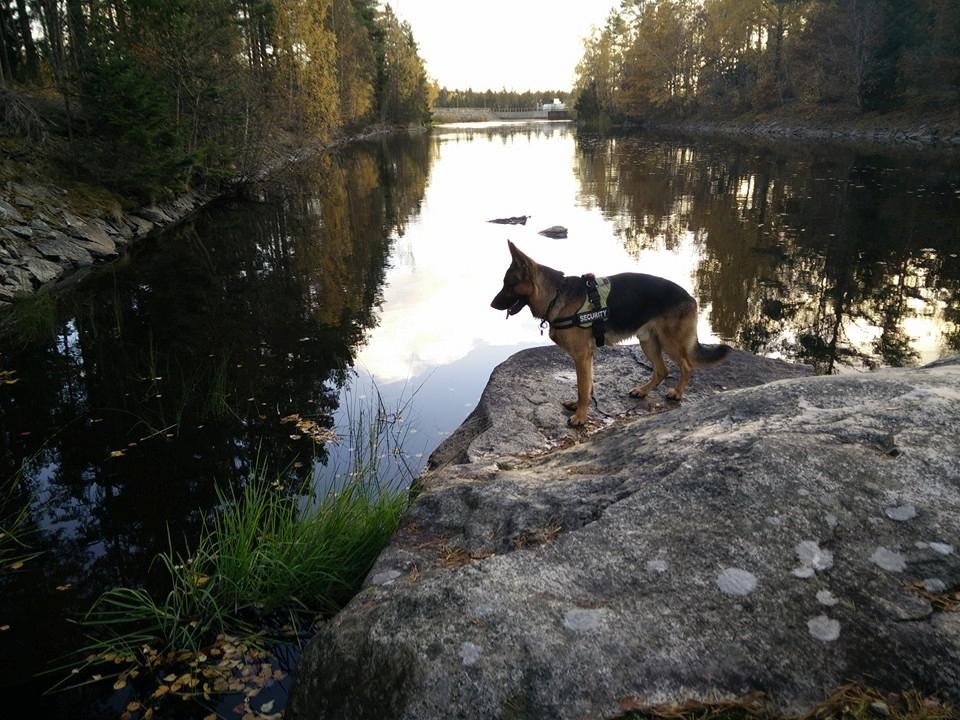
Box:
491, 240, 536, 318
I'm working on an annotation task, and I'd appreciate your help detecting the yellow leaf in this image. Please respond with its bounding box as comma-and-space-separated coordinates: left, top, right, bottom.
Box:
113, 677, 127, 690
144, 709, 154, 720
195, 575, 210, 588
56, 584, 72, 591
109, 450, 126, 458
0, 625, 10, 632
91, 674, 103, 681
126, 702, 142, 712
163, 673, 177, 682
153, 685, 170, 698
9, 561, 24, 570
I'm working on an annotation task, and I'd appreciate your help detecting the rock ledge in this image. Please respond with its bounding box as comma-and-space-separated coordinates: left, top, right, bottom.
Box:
288, 348, 959, 720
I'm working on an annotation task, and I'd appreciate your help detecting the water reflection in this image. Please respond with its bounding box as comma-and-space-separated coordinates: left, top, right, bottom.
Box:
574, 133, 960, 372
2, 122, 960, 717
0, 132, 433, 715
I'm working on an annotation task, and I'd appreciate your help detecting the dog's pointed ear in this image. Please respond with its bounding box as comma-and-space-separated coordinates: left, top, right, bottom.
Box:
507, 240, 534, 276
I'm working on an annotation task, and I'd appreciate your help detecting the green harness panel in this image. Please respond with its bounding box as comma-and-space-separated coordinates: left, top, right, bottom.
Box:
549, 275, 611, 346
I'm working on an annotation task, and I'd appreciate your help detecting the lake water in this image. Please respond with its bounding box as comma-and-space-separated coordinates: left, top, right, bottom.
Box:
2, 121, 959, 716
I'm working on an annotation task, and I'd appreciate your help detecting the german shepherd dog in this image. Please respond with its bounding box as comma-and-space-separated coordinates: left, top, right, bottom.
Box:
491, 241, 732, 426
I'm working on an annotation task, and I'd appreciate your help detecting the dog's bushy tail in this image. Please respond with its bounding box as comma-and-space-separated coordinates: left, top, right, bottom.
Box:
692, 341, 733, 367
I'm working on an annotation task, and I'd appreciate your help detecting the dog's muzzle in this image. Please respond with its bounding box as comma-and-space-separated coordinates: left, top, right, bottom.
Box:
491, 290, 527, 318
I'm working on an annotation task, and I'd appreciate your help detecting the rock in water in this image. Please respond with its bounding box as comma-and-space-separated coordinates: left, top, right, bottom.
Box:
538, 225, 567, 238
287, 351, 960, 720
488, 216, 529, 225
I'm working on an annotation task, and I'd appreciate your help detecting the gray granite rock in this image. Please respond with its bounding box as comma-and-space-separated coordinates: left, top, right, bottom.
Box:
20, 256, 64, 284
0, 266, 35, 300
139, 205, 174, 224
34, 232, 95, 266
288, 351, 960, 720
125, 214, 156, 236
66, 221, 117, 258
0, 199, 25, 223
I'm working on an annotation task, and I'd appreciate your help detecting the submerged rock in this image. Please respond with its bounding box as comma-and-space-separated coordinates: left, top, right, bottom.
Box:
488, 216, 529, 225
286, 351, 960, 719
538, 224, 567, 238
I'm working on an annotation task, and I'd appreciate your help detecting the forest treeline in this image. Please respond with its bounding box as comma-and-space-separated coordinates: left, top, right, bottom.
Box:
0, 0, 432, 200
574, 0, 960, 123
434, 87, 569, 110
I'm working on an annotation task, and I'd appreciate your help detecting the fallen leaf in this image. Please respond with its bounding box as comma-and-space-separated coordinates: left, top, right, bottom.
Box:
113, 677, 127, 690
153, 685, 170, 698
0, 625, 10, 631
126, 702, 142, 712
260, 699, 275, 713
163, 673, 177, 682
195, 575, 210, 588
56, 584, 72, 591
109, 450, 126, 458
9, 561, 24, 570
91, 674, 103, 681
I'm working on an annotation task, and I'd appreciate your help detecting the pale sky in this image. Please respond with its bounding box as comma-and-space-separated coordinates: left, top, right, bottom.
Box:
386, 0, 622, 91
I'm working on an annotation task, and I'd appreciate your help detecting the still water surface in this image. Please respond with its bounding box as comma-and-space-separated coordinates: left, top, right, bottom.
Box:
1, 122, 959, 715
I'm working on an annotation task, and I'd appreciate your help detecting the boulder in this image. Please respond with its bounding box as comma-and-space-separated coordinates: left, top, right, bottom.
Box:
0, 198, 25, 223
538, 225, 568, 238
0, 266, 35, 300
35, 232, 95, 267
139, 205, 174, 224
288, 348, 960, 720
66, 221, 117, 258
19, 256, 64, 284
125, 214, 156, 236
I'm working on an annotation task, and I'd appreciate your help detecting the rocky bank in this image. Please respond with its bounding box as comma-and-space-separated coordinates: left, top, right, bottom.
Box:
0, 183, 213, 306
0, 126, 403, 307
288, 347, 960, 719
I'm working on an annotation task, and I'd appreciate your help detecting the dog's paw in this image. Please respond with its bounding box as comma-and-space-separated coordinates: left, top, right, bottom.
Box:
665, 388, 682, 401
567, 414, 588, 428
628, 386, 649, 398
561, 399, 578, 412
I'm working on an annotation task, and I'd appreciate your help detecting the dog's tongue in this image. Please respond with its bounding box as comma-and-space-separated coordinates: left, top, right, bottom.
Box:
506, 298, 526, 318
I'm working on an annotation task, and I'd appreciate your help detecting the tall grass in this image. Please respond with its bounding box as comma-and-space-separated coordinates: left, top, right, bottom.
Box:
79, 390, 412, 658
0, 463, 39, 572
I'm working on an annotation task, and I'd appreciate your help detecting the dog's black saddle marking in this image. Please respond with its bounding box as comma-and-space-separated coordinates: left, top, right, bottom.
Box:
550, 274, 610, 346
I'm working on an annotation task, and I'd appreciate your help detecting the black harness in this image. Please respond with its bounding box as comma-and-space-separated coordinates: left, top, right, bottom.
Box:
546, 274, 609, 347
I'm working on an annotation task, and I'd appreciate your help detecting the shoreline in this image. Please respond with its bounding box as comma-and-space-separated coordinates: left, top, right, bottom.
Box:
0, 124, 410, 308
647, 116, 960, 150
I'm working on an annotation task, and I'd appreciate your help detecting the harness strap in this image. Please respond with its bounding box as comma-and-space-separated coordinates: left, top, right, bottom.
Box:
550, 274, 608, 347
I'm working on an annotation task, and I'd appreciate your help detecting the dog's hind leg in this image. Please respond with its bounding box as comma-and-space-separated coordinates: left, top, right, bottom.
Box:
664, 308, 698, 400
665, 351, 693, 400
629, 335, 668, 398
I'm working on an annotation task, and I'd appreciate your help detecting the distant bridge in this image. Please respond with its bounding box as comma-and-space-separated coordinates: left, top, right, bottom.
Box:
431, 107, 570, 123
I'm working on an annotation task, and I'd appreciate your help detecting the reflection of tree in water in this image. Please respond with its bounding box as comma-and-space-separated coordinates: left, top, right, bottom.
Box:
0, 131, 434, 701
573, 131, 960, 373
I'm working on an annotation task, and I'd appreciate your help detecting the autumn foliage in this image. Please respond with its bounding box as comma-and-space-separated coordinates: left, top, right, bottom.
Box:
0, 0, 432, 200
574, 0, 960, 124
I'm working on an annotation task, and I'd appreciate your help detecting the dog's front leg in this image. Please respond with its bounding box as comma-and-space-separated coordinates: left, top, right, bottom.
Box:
569, 348, 593, 427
